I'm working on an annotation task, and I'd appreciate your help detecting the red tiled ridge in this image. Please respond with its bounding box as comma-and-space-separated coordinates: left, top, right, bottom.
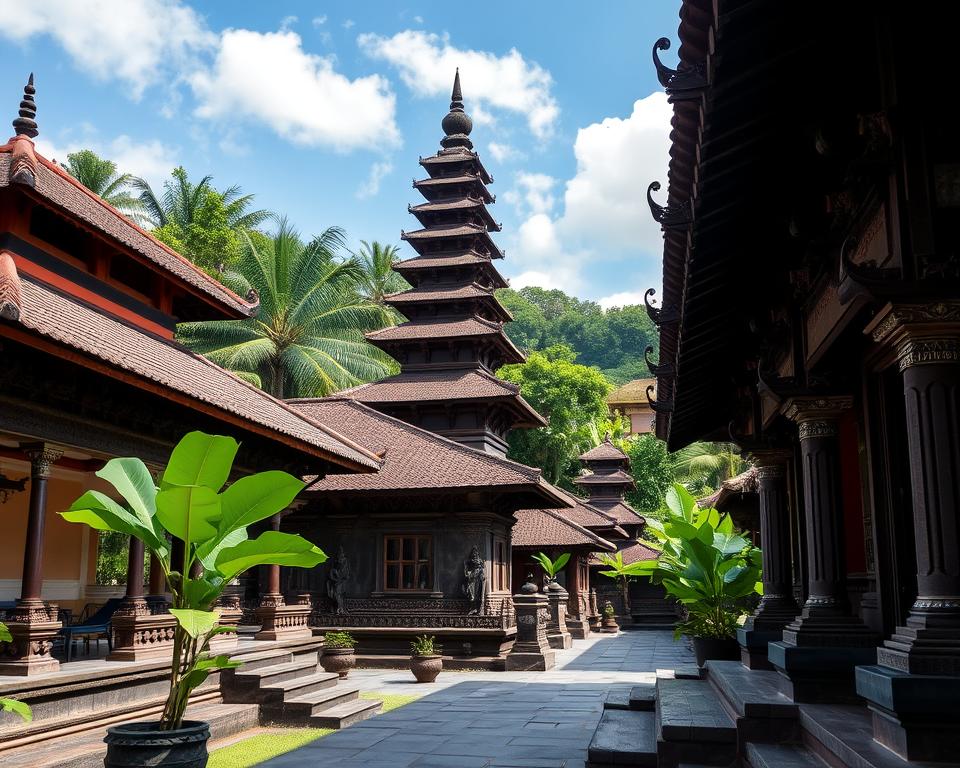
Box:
0, 251, 22, 321
7, 276, 380, 471
0, 147, 257, 319
290, 398, 572, 506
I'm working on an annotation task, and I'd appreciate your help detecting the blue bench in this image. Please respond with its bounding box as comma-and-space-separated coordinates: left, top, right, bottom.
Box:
60, 598, 122, 662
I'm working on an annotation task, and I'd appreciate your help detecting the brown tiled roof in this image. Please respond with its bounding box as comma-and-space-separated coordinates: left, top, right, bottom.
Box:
595, 501, 644, 526
408, 198, 499, 231
698, 466, 758, 509
386, 282, 493, 303
607, 378, 657, 406
420, 151, 492, 183
365, 317, 524, 363
0, 251, 22, 321
344, 369, 546, 426
574, 469, 636, 486
0, 144, 258, 320
413, 174, 493, 203
591, 539, 660, 566
401, 224, 503, 259
394, 251, 494, 269
289, 398, 572, 506
6, 275, 380, 471
580, 437, 630, 463
512, 508, 616, 551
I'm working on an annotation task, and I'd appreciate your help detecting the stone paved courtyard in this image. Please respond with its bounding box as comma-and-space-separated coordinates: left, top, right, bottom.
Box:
258, 629, 694, 767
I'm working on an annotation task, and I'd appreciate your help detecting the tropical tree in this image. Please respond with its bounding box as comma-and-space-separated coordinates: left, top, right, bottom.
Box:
61, 149, 145, 221
624, 434, 673, 516
532, 551, 570, 581
597, 551, 648, 618
670, 442, 750, 494
178, 219, 396, 398
132, 168, 271, 274
354, 240, 408, 325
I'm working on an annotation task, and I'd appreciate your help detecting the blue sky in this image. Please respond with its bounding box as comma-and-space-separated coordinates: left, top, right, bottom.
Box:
0, 1, 679, 305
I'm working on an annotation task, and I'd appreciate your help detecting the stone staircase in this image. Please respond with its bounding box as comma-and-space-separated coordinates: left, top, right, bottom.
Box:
586, 660, 941, 768
221, 643, 382, 728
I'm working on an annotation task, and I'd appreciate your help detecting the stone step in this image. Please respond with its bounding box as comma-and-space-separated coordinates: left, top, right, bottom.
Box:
257, 671, 340, 701
587, 709, 657, 767
232, 657, 318, 687
630, 683, 656, 711
655, 678, 737, 768
266, 684, 362, 720
308, 698, 383, 729
603, 689, 632, 710
705, 660, 798, 720
227, 648, 295, 672
745, 742, 828, 768
0, 700, 259, 768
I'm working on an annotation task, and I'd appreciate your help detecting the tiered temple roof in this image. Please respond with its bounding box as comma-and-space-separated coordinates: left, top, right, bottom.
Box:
355, 72, 544, 455
574, 435, 646, 541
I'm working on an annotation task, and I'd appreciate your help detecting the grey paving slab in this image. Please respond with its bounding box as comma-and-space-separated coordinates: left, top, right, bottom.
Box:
256, 630, 695, 768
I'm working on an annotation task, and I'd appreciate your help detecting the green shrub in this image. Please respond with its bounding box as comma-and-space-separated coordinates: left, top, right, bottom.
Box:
410, 634, 440, 656
324, 631, 356, 649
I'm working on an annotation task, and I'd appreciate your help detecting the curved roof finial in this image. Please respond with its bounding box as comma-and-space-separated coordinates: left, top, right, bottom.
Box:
441, 68, 473, 150
12, 73, 38, 139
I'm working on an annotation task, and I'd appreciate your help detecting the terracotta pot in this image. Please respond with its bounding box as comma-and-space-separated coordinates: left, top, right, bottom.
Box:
601, 614, 619, 633
692, 636, 740, 667
320, 647, 356, 678
410, 654, 442, 683
103, 720, 209, 768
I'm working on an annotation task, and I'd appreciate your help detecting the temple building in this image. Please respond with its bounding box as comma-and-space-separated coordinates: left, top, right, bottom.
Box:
282, 74, 575, 667
606, 378, 657, 435
644, 0, 960, 763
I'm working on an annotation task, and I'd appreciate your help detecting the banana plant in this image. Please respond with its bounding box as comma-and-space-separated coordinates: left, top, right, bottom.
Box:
634, 482, 762, 639
0, 623, 31, 722
532, 551, 570, 581
60, 431, 328, 730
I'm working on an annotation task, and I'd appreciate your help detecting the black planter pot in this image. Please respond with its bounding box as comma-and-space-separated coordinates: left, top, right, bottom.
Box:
104, 720, 210, 768
692, 636, 740, 667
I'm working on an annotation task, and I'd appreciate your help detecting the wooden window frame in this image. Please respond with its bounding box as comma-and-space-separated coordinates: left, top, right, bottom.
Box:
382, 534, 433, 592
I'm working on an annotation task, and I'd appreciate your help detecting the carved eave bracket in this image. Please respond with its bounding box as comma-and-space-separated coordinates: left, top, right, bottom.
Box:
837, 235, 903, 306
644, 344, 673, 377
0, 251, 23, 322
9, 135, 38, 188
646, 384, 673, 414
653, 37, 708, 102
781, 395, 854, 426
647, 181, 692, 231
865, 300, 960, 372
644, 288, 679, 327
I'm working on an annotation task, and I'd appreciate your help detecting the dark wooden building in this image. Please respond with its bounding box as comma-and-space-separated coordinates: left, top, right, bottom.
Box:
646, 1, 960, 763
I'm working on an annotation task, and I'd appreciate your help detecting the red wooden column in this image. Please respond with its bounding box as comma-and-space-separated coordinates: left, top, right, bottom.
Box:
255, 513, 311, 641
0, 443, 63, 675
108, 536, 175, 661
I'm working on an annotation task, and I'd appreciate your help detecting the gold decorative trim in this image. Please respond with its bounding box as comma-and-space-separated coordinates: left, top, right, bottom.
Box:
897, 338, 960, 371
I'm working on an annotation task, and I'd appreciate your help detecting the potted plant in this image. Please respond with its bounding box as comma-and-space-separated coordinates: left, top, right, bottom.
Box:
596, 551, 639, 620
532, 551, 570, 586
321, 631, 356, 678
409, 634, 442, 683
601, 601, 619, 632
636, 483, 762, 666
0, 622, 31, 723
60, 431, 327, 768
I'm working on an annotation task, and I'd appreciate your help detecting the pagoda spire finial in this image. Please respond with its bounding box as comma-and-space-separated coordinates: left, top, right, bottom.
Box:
441, 68, 473, 150
12, 73, 38, 139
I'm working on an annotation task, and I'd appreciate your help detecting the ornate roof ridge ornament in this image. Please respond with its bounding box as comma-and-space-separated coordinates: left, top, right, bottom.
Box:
12, 73, 38, 138
644, 344, 673, 377
646, 384, 673, 414
643, 288, 679, 327
652, 38, 707, 102
647, 181, 692, 230
441, 68, 473, 151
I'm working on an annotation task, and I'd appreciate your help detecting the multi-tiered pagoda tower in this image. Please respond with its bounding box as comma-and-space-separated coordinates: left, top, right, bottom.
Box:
354, 71, 545, 455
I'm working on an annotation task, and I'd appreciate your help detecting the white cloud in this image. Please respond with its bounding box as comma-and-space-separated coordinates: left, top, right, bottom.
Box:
598, 291, 649, 310
35, 133, 177, 191
312, 15, 327, 26
279, 15, 298, 31
357, 30, 559, 139
190, 29, 400, 152
503, 92, 671, 295
356, 160, 394, 199
342, 19, 355, 29
0, 0, 214, 99
413, 15, 424, 24
487, 141, 522, 164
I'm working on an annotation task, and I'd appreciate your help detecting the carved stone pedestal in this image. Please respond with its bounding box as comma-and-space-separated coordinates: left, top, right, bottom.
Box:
254, 598, 312, 642
545, 581, 572, 650
567, 614, 591, 640
505, 580, 555, 671
107, 607, 176, 662
0, 601, 61, 675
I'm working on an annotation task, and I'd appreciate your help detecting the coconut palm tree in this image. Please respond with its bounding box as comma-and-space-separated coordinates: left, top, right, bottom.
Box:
177, 219, 396, 398
131, 167, 270, 232
354, 240, 408, 325
61, 150, 146, 221
669, 442, 749, 494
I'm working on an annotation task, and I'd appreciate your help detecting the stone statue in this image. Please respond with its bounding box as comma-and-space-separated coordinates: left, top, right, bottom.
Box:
326, 546, 351, 615
463, 545, 487, 615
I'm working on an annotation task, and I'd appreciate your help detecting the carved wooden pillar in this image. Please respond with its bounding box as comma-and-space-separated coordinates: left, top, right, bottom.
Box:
145, 553, 167, 612
0, 445, 64, 674
767, 397, 877, 702
856, 302, 960, 760
108, 536, 175, 662
255, 513, 311, 641
738, 450, 799, 669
